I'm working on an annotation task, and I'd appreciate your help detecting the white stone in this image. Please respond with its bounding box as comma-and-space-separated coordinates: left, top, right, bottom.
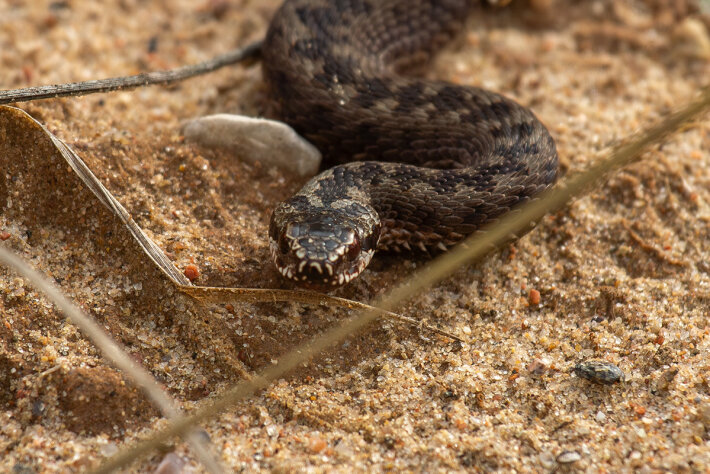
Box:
183, 114, 321, 177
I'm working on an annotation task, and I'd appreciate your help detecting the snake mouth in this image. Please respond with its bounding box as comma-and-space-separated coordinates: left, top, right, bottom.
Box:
269, 237, 374, 290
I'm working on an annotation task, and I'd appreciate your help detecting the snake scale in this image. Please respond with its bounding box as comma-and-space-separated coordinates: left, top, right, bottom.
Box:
263, 0, 559, 290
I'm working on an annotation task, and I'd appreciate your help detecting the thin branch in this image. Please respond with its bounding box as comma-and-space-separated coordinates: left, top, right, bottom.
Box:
0, 41, 262, 105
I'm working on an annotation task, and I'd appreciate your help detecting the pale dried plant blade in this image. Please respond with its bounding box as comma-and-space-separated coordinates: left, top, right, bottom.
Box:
0, 107, 192, 285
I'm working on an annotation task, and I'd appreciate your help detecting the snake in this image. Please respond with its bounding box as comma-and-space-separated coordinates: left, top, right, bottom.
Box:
262, 0, 559, 290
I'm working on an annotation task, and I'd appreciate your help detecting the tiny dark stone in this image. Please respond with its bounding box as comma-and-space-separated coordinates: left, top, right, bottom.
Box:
441, 389, 458, 400
382, 436, 396, 450
13, 464, 35, 474
31, 400, 45, 417
147, 36, 159, 54
573, 359, 624, 385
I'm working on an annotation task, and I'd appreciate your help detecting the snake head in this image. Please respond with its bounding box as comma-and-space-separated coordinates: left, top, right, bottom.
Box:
269, 201, 380, 290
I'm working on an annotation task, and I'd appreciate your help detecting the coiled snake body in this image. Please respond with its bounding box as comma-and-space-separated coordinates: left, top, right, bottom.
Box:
263, 0, 559, 290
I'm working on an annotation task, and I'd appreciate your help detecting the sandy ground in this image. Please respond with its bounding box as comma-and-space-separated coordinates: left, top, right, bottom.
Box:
1, 0, 710, 472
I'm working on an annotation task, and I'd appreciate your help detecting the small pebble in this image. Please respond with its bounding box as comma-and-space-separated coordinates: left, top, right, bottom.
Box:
99, 442, 118, 457
653, 367, 678, 393
528, 289, 541, 305
183, 114, 322, 176
527, 358, 548, 375
573, 359, 624, 385
0, 231, 11, 241
184, 264, 200, 281
12, 464, 34, 474
308, 436, 327, 453
556, 450, 582, 464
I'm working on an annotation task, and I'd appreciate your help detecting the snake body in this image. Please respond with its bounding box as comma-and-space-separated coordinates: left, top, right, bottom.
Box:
263, 0, 559, 290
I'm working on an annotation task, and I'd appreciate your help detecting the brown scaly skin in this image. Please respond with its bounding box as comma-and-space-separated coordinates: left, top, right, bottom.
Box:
263, 0, 559, 290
